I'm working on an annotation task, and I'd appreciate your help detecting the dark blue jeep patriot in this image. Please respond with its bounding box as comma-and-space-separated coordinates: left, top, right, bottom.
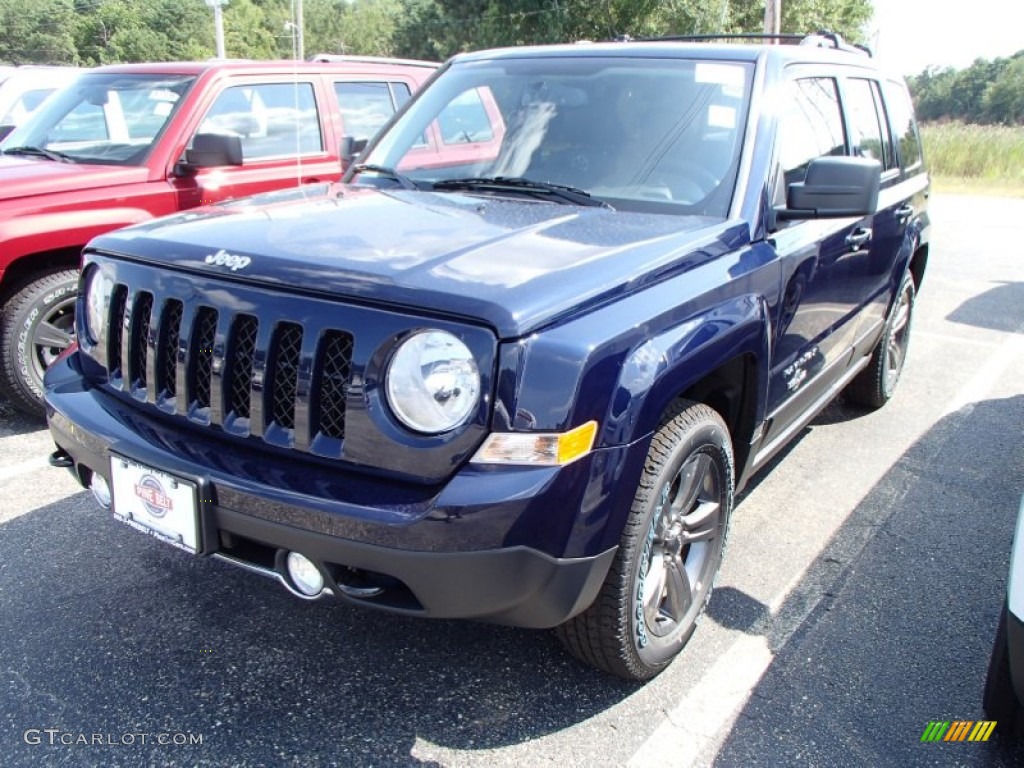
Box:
44, 33, 929, 680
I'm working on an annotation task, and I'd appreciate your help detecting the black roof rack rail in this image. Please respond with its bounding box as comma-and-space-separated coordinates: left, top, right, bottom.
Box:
624, 30, 872, 57
800, 30, 872, 57
634, 33, 804, 44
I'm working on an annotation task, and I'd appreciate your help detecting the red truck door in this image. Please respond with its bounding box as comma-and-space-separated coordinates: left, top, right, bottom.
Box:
171, 77, 340, 209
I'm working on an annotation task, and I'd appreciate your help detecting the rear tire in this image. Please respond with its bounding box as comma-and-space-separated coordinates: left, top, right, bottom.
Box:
556, 400, 733, 681
0, 269, 78, 418
847, 275, 915, 409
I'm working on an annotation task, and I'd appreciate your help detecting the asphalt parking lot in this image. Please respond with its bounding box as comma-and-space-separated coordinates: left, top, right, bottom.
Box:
1, 194, 1022, 767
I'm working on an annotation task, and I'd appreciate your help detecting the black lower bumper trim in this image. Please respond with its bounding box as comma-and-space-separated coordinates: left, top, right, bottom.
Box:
214, 507, 616, 629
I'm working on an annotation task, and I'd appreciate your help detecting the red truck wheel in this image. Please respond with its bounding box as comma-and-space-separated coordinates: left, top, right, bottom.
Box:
0, 269, 79, 418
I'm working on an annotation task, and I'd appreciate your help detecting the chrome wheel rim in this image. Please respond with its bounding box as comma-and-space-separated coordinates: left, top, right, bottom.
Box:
641, 451, 724, 638
30, 296, 76, 384
884, 284, 912, 390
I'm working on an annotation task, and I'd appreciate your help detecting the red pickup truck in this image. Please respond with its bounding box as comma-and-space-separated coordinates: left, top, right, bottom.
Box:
0, 57, 436, 415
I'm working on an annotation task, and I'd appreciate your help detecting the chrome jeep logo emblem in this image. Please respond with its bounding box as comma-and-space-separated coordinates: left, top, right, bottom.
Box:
204, 248, 251, 271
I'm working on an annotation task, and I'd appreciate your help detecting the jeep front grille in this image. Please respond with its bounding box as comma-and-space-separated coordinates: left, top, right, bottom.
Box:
105, 284, 354, 453
269, 322, 302, 430
226, 314, 257, 419
190, 307, 218, 410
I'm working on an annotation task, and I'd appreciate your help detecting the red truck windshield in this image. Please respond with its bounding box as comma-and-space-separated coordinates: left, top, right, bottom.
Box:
2, 73, 195, 166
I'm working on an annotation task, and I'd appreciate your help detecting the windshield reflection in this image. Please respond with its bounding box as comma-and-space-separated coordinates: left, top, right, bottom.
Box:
362, 56, 753, 217
1, 73, 195, 166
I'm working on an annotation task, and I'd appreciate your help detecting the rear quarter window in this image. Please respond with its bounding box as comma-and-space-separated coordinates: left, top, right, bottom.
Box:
882, 81, 924, 175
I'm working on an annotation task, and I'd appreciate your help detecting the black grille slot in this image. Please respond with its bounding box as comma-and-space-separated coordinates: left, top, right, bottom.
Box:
129, 292, 153, 389
157, 300, 183, 398
227, 315, 258, 419
315, 331, 353, 439
190, 307, 218, 409
269, 322, 302, 429
108, 285, 128, 377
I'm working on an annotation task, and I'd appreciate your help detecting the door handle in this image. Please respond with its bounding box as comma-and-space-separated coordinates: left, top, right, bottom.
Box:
895, 204, 914, 220
301, 177, 321, 184
845, 227, 872, 249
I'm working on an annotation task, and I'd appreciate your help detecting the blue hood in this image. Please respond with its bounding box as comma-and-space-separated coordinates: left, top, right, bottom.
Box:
88, 183, 749, 338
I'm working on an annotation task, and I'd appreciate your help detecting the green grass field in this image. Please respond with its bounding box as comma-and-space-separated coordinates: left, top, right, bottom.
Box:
921, 122, 1024, 196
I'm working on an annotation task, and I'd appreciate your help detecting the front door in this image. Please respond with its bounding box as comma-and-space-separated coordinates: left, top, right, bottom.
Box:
172, 79, 337, 209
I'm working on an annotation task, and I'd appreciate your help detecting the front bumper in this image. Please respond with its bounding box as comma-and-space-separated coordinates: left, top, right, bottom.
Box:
45, 353, 638, 628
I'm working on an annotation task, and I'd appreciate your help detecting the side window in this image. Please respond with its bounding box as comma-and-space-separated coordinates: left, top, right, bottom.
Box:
883, 81, 923, 174
334, 81, 396, 145
843, 78, 886, 165
391, 82, 412, 109
437, 88, 494, 145
777, 77, 845, 195
868, 81, 896, 171
196, 82, 322, 160
0, 88, 55, 124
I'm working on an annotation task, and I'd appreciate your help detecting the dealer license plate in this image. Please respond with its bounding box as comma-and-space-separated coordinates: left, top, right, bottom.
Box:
110, 456, 199, 554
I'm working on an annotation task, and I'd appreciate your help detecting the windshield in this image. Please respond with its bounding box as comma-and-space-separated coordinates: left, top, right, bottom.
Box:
0, 73, 195, 166
360, 56, 753, 216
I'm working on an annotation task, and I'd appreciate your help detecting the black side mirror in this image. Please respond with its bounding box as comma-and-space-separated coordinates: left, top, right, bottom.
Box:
775, 156, 881, 222
0, 124, 13, 143
181, 133, 243, 173
340, 136, 367, 169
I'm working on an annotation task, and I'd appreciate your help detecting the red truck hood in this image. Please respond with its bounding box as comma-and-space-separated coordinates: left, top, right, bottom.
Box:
0, 155, 149, 201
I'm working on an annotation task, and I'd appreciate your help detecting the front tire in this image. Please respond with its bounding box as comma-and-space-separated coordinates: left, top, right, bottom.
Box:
556, 400, 733, 680
0, 269, 78, 418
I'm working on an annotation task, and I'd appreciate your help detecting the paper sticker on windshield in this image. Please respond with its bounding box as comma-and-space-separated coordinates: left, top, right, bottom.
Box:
708, 104, 737, 129
695, 63, 746, 98
149, 89, 180, 103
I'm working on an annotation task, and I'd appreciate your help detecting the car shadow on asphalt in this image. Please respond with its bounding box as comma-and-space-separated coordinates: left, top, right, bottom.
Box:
0, 492, 637, 767
709, 392, 1024, 767
947, 280, 1024, 334
0, 396, 46, 438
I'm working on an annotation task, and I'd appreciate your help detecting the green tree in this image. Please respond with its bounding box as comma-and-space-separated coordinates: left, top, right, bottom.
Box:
0, 0, 79, 64
393, 0, 874, 61
982, 56, 1024, 125
305, 0, 402, 57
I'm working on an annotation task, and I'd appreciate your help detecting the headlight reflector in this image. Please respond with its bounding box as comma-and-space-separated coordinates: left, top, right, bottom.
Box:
385, 330, 480, 433
84, 268, 112, 345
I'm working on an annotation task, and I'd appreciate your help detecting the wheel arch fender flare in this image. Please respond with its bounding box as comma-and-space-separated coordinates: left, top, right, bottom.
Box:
603, 292, 772, 452
0, 208, 157, 288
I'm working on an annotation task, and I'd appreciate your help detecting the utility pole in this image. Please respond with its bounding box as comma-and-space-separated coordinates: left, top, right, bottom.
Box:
764, 0, 781, 36
296, 0, 305, 61
206, 0, 229, 59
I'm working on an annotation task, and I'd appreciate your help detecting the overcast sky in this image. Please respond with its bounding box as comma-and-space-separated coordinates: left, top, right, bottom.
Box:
869, 0, 1024, 75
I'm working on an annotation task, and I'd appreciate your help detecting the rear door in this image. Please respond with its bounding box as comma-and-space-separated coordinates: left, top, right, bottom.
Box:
838, 76, 907, 353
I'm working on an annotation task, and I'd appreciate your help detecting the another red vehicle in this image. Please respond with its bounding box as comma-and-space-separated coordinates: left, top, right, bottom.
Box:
0, 57, 435, 415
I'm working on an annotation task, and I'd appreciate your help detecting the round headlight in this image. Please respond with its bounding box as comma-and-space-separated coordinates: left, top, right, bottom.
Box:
386, 330, 480, 434
84, 269, 112, 345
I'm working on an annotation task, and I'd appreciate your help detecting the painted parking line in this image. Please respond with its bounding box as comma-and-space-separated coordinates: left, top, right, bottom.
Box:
0, 457, 49, 483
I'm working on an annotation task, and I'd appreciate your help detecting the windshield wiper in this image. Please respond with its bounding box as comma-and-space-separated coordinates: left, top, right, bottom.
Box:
432, 176, 612, 209
2, 145, 75, 163
350, 163, 418, 190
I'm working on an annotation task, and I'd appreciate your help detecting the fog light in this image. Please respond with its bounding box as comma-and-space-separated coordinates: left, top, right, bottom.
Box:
286, 552, 324, 596
90, 472, 111, 509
